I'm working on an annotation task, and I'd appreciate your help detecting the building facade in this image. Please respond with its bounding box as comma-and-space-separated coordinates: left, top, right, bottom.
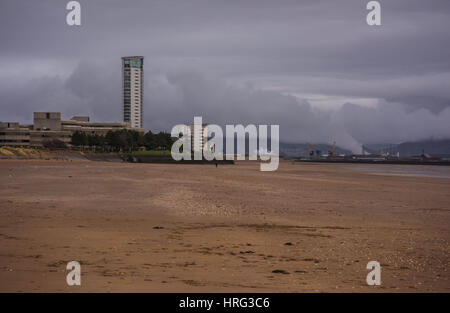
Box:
122, 56, 144, 129
0, 112, 143, 148
0, 122, 31, 147
188, 123, 213, 154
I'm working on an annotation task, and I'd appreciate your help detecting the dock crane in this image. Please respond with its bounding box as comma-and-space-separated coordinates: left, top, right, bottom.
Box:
306, 142, 314, 157
328, 141, 336, 156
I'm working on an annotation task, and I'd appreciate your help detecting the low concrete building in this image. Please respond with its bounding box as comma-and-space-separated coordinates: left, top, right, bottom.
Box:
188, 123, 215, 154
34, 112, 62, 131
0, 122, 32, 147
189, 123, 208, 153
61, 117, 135, 136
0, 112, 144, 148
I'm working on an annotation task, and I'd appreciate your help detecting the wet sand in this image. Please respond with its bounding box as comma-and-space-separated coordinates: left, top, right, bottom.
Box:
0, 159, 449, 292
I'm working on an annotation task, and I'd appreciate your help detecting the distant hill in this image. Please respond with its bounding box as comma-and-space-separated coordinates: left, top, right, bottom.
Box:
282, 139, 450, 158
364, 139, 450, 157
220, 137, 450, 158
219, 137, 351, 157
395, 139, 450, 157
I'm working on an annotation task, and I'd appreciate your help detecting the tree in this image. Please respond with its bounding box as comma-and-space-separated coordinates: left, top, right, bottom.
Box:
71, 131, 88, 149
154, 131, 173, 150
71, 131, 82, 146
73, 130, 147, 153
144, 130, 155, 150
87, 134, 105, 152
106, 130, 120, 152
43, 139, 67, 149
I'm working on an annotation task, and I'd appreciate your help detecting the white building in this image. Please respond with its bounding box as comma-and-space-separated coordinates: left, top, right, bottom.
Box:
122, 56, 144, 129
189, 123, 213, 154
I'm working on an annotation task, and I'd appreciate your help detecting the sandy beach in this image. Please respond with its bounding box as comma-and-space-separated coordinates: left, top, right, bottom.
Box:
0, 159, 449, 292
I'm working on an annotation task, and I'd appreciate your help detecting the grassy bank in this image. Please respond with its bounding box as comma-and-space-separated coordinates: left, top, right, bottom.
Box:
132, 150, 172, 156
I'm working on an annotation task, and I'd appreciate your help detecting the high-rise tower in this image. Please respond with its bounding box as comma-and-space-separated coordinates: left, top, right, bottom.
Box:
122, 56, 144, 128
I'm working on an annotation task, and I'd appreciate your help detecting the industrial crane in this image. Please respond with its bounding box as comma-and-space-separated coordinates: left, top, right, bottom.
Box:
328, 141, 336, 156
306, 142, 314, 157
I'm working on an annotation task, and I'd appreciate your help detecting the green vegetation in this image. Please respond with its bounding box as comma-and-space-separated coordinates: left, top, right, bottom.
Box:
132, 150, 172, 156
42, 139, 67, 149
71, 129, 174, 153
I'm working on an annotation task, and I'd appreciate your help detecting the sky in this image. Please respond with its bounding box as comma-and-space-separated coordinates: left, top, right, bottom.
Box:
0, 0, 449, 152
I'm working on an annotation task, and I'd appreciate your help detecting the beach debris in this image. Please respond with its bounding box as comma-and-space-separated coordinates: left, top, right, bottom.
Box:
153, 226, 164, 230
272, 269, 289, 274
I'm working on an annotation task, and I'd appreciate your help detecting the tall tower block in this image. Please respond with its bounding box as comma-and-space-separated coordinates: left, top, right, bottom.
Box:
122, 56, 144, 128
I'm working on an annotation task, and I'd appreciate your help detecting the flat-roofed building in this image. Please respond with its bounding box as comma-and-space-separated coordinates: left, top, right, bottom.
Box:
188, 123, 215, 154
0, 112, 144, 148
33, 112, 62, 131
29, 129, 72, 147
61, 117, 139, 136
0, 122, 32, 147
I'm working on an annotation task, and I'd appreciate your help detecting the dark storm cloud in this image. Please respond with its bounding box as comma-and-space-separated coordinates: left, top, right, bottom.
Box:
0, 0, 449, 151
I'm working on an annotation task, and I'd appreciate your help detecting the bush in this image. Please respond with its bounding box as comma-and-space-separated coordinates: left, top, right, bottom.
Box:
70, 129, 173, 153
42, 139, 67, 149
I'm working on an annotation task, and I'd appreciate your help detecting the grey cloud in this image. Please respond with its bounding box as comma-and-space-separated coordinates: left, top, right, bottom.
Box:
333, 101, 450, 145
1, 62, 450, 152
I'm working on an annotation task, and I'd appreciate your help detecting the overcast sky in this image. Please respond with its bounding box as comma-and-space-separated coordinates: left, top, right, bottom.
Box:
1, 0, 449, 151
